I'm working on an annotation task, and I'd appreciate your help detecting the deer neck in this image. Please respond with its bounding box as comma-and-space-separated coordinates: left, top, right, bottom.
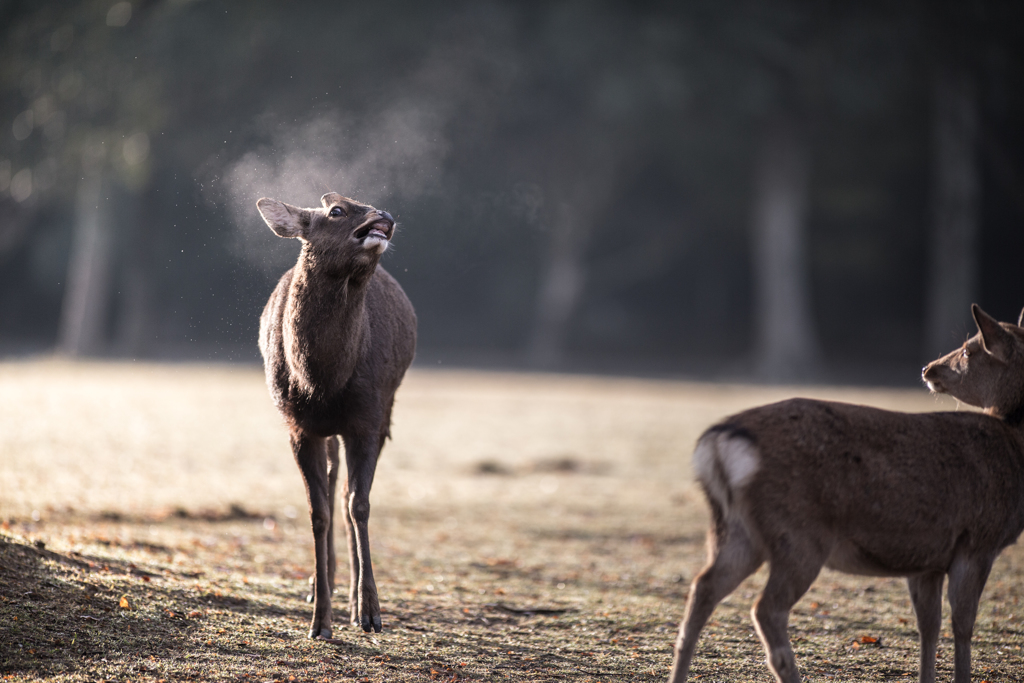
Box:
983, 372, 1024, 428
282, 248, 372, 395
999, 398, 1024, 428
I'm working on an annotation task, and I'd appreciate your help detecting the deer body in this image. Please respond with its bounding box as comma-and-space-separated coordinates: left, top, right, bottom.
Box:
670, 305, 1024, 683
258, 193, 416, 640
699, 402, 1024, 578
262, 264, 413, 436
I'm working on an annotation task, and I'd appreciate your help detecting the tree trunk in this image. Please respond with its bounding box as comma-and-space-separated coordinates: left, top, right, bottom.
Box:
751, 116, 821, 381
924, 66, 979, 359
527, 201, 587, 368
113, 184, 151, 357
58, 172, 113, 356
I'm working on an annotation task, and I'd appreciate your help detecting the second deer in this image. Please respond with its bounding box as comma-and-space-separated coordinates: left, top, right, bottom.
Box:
669, 304, 1024, 683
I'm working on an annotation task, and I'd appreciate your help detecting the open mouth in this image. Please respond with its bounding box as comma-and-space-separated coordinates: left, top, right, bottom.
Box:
355, 220, 392, 241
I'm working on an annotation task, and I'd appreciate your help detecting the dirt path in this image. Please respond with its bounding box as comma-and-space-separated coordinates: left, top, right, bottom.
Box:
1, 361, 1021, 681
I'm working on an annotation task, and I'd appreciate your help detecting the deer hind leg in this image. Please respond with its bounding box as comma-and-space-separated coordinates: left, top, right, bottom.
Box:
342, 430, 383, 633
907, 571, 944, 683
291, 430, 333, 639
751, 544, 825, 683
338, 472, 360, 627
326, 437, 341, 592
946, 553, 994, 683
669, 504, 764, 683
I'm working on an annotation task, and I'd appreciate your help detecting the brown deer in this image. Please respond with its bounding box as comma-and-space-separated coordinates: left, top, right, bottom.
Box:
257, 193, 416, 639
669, 304, 1024, 683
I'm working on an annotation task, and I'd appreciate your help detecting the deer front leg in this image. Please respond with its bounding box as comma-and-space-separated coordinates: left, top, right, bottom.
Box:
907, 571, 943, 683
292, 430, 334, 639
343, 432, 382, 633
946, 554, 994, 683
308, 436, 342, 605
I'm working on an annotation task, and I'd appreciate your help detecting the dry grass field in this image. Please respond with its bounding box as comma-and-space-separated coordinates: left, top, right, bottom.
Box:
1, 360, 1023, 682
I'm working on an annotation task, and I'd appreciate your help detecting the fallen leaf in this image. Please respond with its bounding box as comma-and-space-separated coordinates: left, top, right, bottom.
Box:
119, 595, 132, 610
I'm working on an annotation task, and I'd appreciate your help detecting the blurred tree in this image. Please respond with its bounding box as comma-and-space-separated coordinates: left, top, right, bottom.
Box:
751, 114, 821, 379
923, 2, 987, 358
710, 1, 828, 379
0, 0, 1022, 377
924, 63, 979, 358
58, 171, 112, 356
0, 0, 163, 356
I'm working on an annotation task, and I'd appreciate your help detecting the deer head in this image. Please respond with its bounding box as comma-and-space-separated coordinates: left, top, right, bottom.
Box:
923, 304, 1024, 422
257, 192, 395, 277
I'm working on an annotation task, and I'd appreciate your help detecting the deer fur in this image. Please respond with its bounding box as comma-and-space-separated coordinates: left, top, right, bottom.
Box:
257, 192, 416, 639
669, 304, 1024, 683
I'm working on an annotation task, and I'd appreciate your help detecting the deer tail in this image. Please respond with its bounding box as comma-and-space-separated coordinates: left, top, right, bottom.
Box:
692, 425, 760, 520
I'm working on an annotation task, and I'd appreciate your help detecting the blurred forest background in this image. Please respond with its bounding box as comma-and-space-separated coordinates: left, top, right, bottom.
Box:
1, 0, 1023, 383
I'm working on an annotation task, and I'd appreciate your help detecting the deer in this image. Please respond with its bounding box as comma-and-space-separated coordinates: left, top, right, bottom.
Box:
669, 304, 1024, 683
256, 192, 416, 640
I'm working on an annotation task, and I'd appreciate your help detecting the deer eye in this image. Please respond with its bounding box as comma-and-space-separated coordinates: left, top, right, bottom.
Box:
329, 206, 346, 217
961, 348, 970, 359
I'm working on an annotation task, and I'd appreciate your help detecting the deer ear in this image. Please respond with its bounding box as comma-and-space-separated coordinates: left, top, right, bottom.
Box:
973, 304, 1014, 362
321, 192, 343, 208
257, 198, 309, 238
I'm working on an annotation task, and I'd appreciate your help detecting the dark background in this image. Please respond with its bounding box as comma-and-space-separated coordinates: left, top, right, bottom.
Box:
1, 0, 1022, 384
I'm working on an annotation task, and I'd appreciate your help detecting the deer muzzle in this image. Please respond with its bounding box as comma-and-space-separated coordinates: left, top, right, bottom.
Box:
922, 362, 952, 394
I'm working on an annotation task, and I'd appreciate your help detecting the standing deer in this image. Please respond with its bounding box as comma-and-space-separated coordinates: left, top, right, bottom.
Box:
669, 304, 1024, 683
257, 192, 416, 639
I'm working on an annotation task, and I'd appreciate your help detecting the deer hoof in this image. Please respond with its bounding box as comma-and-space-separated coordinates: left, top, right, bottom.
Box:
309, 626, 332, 640
359, 613, 381, 633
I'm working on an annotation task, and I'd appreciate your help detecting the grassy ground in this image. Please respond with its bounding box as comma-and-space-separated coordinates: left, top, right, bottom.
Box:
1, 360, 1022, 682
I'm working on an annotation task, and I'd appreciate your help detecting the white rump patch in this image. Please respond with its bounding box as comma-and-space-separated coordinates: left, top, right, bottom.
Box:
693, 432, 760, 510
718, 435, 759, 488
692, 437, 719, 491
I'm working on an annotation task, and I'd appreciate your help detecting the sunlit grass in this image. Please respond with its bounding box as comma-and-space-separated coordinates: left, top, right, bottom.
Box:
1, 360, 1020, 682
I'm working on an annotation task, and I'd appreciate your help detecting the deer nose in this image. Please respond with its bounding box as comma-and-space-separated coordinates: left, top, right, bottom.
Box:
378, 210, 394, 224
921, 363, 944, 383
